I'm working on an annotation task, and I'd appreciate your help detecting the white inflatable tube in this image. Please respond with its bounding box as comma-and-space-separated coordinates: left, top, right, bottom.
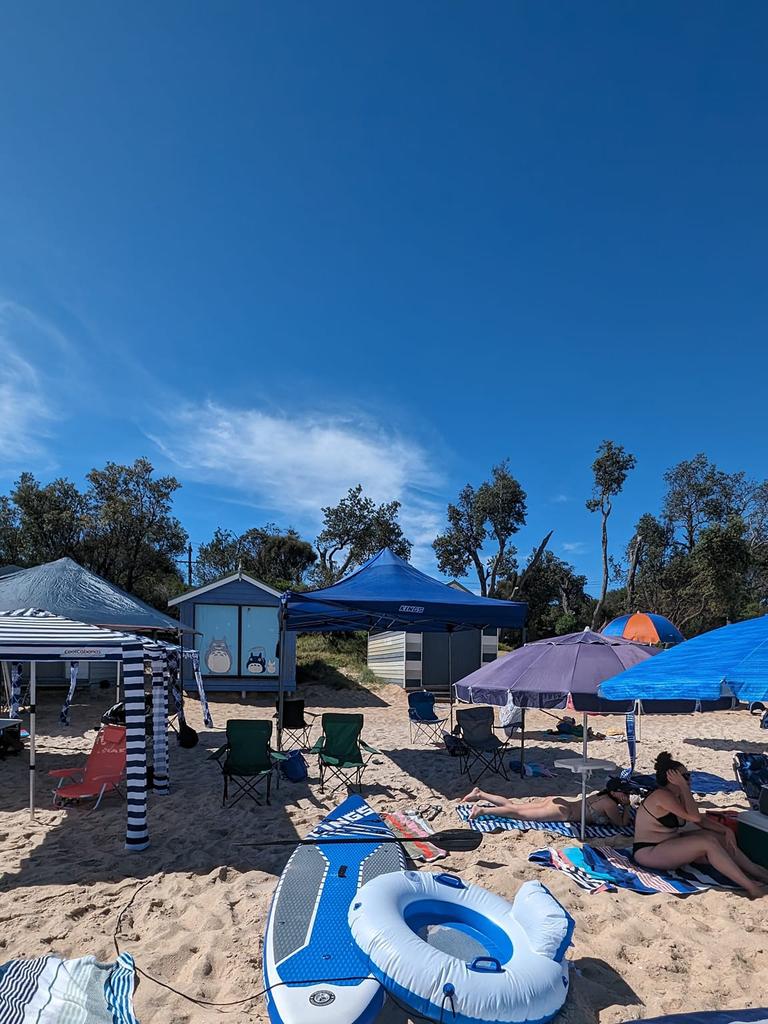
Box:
349, 872, 573, 1024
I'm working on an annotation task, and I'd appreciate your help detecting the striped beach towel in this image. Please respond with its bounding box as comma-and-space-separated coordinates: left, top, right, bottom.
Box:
0, 951, 139, 1024
529, 844, 739, 896
630, 771, 742, 796
456, 803, 633, 839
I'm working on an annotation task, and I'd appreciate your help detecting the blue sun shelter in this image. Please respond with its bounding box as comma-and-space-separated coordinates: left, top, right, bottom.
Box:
169, 572, 296, 696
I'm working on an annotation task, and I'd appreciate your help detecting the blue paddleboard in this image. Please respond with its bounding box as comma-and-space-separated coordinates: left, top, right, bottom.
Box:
263, 795, 405, 1024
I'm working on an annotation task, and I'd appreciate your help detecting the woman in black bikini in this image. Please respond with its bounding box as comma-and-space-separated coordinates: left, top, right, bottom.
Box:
633, 751, 768, 899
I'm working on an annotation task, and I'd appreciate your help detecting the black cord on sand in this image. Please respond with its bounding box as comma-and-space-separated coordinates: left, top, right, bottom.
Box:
113, 879, 369, 1010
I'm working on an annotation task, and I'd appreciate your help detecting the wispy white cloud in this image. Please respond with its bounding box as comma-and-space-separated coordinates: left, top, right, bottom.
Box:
562, 540, 587, 554
151, 402, 446, 563
0, 303, 69, 471
551, 493, 570, 504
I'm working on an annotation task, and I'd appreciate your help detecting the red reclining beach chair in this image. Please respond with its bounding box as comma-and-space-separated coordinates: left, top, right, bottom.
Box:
49, 724, 127, 809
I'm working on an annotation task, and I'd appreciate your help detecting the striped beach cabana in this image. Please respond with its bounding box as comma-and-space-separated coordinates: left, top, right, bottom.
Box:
0, 609, 170, 851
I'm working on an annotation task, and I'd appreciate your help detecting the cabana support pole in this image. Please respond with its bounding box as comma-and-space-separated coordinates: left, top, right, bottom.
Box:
123, 640, 150, 851
579, 711, 588, 841
276, 601, 286, 750
151, 652, 169, 795
519, 707, 526, 777
448, 628, 454, 731
29, 662, 36, 820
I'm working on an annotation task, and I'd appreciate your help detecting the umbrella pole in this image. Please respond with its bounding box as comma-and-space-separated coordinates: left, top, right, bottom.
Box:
29, 662, 36, 821
519, 708, 526, 777
580, 711, 588, 841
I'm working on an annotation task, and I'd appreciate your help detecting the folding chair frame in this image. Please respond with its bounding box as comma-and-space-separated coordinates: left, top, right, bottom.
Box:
275, 701, 320, 750
455, 711, 512, 785
210, 737, 288, 808
311, 740, 380, 796
52, 774, 126, 811
408, 694, 448, 746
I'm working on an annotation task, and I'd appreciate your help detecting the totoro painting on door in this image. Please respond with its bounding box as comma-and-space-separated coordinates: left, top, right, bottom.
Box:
168, 572, 296, 695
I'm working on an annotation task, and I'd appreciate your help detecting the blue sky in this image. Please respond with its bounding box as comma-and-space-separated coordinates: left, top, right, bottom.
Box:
1, 2, 767, 592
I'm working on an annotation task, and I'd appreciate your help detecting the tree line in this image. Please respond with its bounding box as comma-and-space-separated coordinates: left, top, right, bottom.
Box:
0, 447, 765, 638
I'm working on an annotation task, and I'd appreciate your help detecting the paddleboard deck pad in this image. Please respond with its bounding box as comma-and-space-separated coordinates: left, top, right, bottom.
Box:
263, 795, 405, 1024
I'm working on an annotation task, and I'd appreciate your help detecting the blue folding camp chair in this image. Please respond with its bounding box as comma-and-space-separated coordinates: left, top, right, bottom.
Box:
407, 690, 447, 744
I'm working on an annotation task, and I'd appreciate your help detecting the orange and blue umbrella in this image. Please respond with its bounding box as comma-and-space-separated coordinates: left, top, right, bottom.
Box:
603, 611, 683, 646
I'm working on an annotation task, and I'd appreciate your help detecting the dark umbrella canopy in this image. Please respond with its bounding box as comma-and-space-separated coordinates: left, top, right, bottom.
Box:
454, 629, 660, 711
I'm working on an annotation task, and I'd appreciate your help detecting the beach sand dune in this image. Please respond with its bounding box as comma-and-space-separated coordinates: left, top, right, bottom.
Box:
2, 684, 767, 1022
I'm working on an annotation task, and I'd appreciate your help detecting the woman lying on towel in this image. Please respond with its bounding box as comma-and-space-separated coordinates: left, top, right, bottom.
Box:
633, 751, 768, 899
462, 778, 633, 826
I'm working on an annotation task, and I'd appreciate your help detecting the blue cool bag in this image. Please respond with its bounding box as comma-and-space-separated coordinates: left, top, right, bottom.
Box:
281, 750, 308, 782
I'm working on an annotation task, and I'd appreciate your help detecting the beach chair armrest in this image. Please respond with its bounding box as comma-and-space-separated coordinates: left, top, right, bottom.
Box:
208, 744, 228, 762
308, 738, 325, 755
48, 767, 82, 779
360, 740, 381, 755
271, 751, 290, 762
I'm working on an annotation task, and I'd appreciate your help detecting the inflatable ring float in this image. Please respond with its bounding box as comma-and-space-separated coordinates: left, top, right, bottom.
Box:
349, 872, 573, 1024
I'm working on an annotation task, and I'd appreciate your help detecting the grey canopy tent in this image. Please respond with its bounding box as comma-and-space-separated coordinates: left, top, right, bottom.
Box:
0, 558, 199, 726
0, 609, 171, 851
0, 558, 184, 632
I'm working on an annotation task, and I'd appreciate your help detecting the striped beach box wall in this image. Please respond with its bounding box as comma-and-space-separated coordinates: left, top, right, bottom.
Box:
367, 631, 406, 686
405, 633, 423, 688
368, 627, 499, 691
481, 626, 499, 664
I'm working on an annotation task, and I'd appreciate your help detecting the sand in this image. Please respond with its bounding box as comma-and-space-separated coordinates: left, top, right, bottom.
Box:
2, 682, 768, 1023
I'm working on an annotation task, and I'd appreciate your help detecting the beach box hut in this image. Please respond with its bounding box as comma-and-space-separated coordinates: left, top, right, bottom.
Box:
367, 583, 498, 693
169, 573, 296, 696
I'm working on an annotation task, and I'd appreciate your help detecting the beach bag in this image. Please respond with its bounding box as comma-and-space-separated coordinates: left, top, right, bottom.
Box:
177, 722, 199, 748
280, 750, 308, 782
442, 731, 467, 758
500, 694, 523, 737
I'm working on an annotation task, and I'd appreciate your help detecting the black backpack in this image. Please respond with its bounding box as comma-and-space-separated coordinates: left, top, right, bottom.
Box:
177, 722, 199, 748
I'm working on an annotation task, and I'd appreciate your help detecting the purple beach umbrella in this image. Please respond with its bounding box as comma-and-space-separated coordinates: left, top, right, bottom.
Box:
454, 629, 658, 711
454, 630, 659, 804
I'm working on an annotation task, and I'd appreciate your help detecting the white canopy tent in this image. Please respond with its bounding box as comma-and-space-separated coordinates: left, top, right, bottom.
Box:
0, 609, 170, 851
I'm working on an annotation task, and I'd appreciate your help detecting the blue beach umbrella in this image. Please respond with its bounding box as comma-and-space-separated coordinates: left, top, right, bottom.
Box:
600, 615, 768, 704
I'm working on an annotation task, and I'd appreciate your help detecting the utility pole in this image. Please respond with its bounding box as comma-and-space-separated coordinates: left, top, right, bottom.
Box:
187, 543, 193, 586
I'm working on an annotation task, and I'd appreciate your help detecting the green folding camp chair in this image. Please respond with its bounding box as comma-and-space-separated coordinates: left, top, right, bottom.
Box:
210, 720, 288, 806
309, 712, 380, 795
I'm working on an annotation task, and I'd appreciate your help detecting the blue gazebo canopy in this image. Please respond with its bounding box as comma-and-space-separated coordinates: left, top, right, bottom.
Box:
282, 548, 527, 633
600, 614, 768, 704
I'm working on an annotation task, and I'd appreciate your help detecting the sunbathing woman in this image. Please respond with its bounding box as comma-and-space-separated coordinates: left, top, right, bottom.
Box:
462, 778, 634, 827
633, 751, 768, 899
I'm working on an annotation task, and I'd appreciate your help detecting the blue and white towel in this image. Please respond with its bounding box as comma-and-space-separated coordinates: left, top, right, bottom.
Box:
456, 803, 633, 838
529, 843, 738, 896
0, 951, 139, 1024
630, 771, 742, 796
